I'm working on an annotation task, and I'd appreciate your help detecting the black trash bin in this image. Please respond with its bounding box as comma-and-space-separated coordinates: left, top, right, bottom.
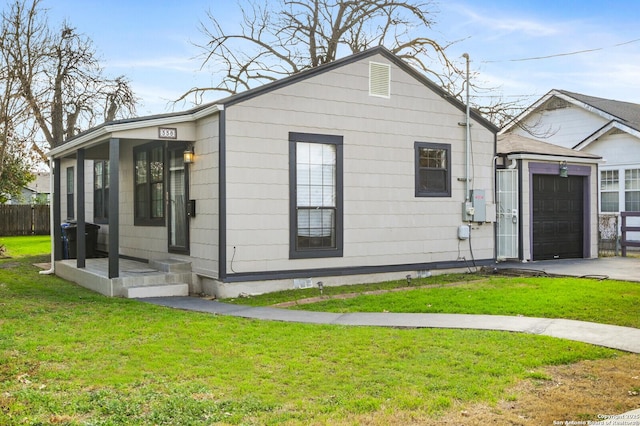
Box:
85, 223, 100, 258
61, 222, 100, 259
61, 222, 72, 259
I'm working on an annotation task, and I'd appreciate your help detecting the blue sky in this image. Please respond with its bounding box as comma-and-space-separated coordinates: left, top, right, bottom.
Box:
43, 0, 640, 117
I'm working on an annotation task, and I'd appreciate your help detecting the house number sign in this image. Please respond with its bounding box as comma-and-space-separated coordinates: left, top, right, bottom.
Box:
158, 127, 177, 139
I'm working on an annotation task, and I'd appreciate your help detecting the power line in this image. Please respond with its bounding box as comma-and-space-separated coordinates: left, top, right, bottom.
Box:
482, 37, 640, 63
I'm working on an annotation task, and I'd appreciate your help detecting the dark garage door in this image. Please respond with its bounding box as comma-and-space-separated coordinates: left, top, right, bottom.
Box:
532, 174, 584, 260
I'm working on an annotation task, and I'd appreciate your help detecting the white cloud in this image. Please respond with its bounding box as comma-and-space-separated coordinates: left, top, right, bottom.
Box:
442, 3, 561, 38
109, 56, 200, 73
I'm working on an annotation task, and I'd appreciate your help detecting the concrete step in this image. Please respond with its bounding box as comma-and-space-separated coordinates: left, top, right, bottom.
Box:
125, 283, 189, 299
149, 259, 192, 273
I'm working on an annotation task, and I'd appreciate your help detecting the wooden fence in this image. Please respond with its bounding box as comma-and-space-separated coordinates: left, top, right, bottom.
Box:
621, 211, 640, 256
0, 204, 50, 236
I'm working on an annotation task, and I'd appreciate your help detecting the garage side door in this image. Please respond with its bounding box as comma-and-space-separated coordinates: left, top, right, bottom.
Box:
532, 174, 584, 260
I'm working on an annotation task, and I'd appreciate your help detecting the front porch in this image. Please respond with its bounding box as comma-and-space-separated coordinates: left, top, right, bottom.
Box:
54, 257, 194, 298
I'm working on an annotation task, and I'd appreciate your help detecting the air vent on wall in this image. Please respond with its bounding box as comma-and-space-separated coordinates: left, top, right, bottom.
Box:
541, 97, 570, 111
369, 62, 390, 98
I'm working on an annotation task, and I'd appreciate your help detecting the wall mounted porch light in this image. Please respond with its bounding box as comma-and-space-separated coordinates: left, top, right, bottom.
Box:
183, 146, 194, 164
559, 161, 568, 178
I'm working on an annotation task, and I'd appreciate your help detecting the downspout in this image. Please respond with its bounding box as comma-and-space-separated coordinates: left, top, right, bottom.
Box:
39, 157, 55, 275
462, 53, 471, 202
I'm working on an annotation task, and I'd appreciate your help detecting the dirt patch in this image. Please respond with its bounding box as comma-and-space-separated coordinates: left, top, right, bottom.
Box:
34, 262, 51, 270
271, 280, 489, 308
0, 261, 20, 269
430, 354, 640, 425
344, 355, 640, 425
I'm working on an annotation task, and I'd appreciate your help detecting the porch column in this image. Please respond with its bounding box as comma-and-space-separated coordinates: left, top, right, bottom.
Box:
108, 138, 120, 278
53, 159, 62, 261
76, 149, 86, 268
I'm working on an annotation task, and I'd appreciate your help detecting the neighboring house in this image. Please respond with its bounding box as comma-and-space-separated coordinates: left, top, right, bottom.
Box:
501, 90, 640, 241
6, 172, 51, 205
496, 133, 601, 262
48, 46, 498, 298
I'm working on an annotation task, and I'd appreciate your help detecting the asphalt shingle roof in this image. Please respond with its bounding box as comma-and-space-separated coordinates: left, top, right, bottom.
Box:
497, 133, 601, 159
557, 89, 640, 132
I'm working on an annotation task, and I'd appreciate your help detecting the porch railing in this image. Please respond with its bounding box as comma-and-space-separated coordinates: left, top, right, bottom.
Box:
621, 211, 640, 256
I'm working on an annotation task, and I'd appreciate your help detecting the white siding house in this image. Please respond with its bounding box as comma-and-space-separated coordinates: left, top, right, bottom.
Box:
48, 47, 498, 298
501, 90, 640, 250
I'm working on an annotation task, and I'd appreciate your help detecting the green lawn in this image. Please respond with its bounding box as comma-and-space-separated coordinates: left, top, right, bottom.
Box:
0, 235, 51, 258
0, 236, 634, 425
232, 274, 640, 328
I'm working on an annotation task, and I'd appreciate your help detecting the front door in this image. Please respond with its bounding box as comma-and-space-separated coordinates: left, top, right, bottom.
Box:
168, 147, 189, 253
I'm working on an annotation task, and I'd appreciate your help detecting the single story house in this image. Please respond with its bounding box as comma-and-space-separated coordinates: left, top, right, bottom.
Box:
5, 172, 50, 205
48, 46, 498, 298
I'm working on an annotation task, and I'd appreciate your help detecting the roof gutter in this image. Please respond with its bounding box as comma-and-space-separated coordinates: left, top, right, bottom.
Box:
47, 104, 224, 158
505, 153, 603, 164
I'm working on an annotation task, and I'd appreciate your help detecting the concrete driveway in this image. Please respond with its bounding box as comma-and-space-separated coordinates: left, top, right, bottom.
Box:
493, 256, 640, 282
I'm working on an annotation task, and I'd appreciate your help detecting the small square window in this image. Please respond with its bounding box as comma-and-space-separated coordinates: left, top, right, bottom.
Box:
415, 142, 451, 197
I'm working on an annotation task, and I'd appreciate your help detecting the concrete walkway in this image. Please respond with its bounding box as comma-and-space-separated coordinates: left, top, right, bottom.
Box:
141, 296, 640, 354
494, 256, 640, 283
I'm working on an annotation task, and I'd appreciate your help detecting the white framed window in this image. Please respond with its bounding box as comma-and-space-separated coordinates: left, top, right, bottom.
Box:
625, 169, 640, 211
600, 169, 619, 212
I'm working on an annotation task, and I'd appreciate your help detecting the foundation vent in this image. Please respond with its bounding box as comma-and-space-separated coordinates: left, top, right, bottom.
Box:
293, 278, 313, 289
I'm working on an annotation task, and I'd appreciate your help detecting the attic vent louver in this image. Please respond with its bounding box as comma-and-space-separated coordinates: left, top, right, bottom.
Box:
369, 62, 390, 98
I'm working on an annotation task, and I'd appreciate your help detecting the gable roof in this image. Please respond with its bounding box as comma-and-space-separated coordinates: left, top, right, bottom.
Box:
53, 46, 497, 155
26, 172, 51, 194
497, 133, 601, 160
555, 90, 640, 133
501, 89, 640, 135
217, 46, 498, 132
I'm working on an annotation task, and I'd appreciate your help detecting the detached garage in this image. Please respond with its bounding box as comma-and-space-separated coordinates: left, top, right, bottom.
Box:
497, 134, 601, 262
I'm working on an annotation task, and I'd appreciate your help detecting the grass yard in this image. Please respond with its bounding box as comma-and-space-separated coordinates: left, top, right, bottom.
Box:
0, 236, 638, 425
0, 235, 51, 258
233, 274, 640, 328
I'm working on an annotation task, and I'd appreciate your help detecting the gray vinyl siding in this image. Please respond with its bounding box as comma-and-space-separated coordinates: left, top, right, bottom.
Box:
189, 114, 220, 277
223, 53, 495, 275
108, 117, 221, 276
118, 141, 166, 260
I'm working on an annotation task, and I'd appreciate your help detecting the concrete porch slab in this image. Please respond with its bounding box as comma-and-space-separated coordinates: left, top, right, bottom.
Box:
54, 258, 193, 297
126, 283, 189, 298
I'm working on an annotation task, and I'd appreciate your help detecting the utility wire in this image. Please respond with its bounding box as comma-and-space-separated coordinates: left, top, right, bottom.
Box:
482, 37, 640, 63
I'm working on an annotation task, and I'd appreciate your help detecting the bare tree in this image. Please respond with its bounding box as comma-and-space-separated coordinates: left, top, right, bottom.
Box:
0, 6, 35, 200
1, 0, 138, 164
180, 0, 471, 104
